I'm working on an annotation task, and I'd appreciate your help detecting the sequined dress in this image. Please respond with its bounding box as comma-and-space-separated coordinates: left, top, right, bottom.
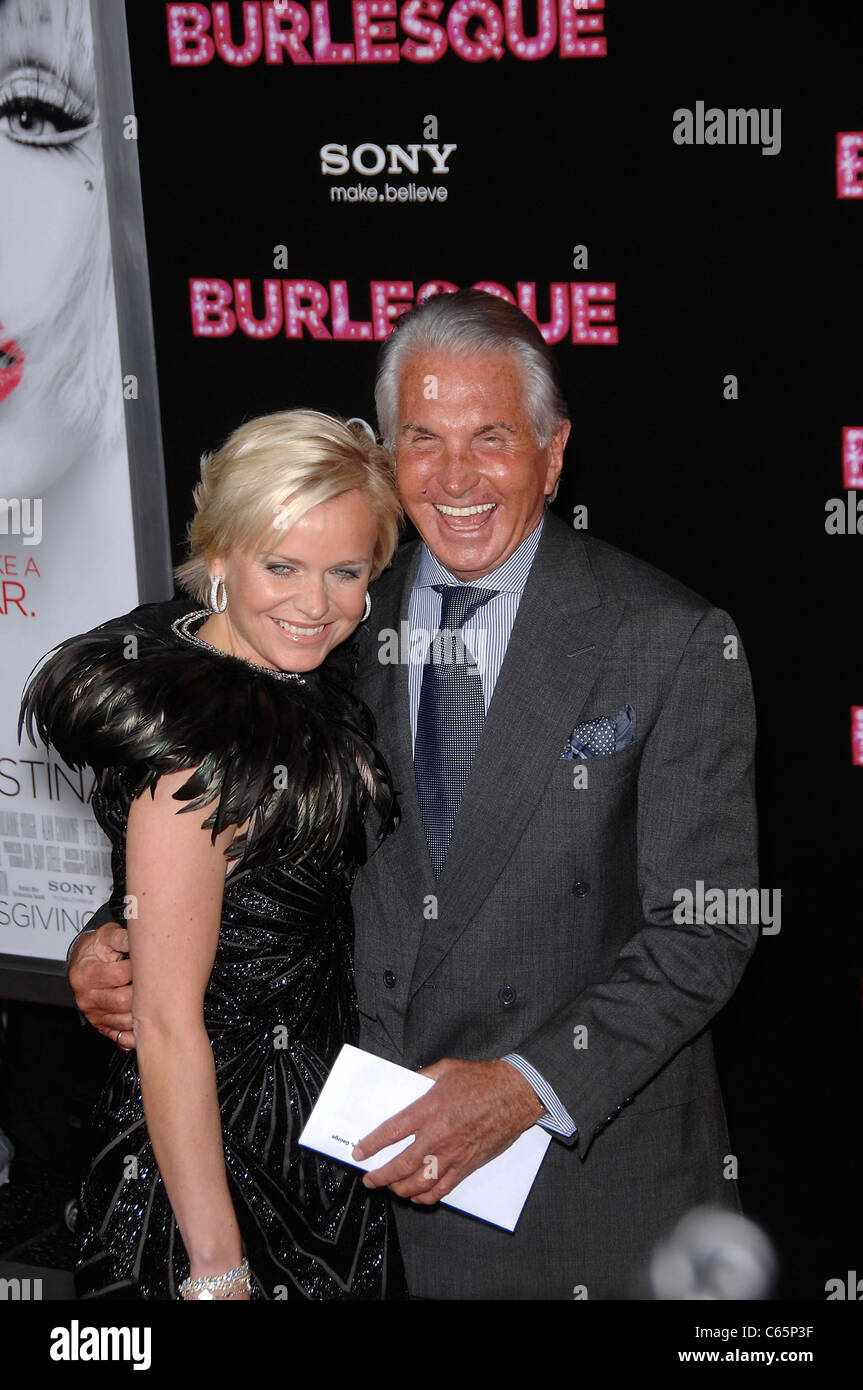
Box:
21, 601, 406, 1300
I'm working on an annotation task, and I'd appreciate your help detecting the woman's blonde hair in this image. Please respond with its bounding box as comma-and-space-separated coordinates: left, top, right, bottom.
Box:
175, 410, 402, 602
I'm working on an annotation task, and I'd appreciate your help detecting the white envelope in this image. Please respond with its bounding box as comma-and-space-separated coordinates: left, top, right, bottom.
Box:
298, 1043, 551, 1232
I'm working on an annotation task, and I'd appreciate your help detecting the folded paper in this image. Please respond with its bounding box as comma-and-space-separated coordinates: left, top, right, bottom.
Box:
298, 1044, 551, 1231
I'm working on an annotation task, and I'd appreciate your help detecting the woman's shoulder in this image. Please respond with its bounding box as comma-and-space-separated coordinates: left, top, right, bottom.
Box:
20, 599, 284, 772
83, 597, 192, 653
20, 599, 394, 868
33, 598, 192, 673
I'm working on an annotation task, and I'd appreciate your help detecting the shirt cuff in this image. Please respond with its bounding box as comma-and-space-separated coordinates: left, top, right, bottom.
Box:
502, 1054, 578, 1137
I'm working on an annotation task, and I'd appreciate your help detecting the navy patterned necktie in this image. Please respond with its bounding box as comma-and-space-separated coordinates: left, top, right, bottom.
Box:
414, 585, 497, 878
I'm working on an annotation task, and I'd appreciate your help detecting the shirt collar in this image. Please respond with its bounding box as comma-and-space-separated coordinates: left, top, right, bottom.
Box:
415, 514, 545, 594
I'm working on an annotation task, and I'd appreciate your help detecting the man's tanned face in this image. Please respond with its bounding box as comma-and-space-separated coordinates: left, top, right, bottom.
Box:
394, 349, 569, 581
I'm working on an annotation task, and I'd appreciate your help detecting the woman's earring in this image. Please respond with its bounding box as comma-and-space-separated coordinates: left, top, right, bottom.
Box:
209, 575, 228, 613
362, 592, 372, 622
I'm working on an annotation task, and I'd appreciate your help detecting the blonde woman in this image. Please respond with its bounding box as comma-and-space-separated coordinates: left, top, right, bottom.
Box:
21, 411, 407, 1300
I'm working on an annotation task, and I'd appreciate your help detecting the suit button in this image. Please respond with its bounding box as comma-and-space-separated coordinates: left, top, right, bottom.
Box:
572, 880, 591, 898
383, 970, 397, 989
498, 985, 517, 1006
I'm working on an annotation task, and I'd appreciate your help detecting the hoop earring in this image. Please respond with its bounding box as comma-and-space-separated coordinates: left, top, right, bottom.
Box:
345, 416, 377, 445
362, 592, 372, 622
209, 575, 227, 613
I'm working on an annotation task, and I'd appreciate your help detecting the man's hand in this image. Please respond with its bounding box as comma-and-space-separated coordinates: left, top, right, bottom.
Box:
69, 922, 134, 1047
352, 1058, 545, 1204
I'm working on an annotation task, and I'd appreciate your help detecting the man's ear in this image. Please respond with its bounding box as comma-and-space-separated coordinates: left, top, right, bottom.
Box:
545, 418, 571, 496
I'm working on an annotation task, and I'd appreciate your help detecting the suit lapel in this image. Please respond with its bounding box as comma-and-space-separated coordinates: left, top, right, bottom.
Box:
408, 516, 625, 997
357, 545, 435, 988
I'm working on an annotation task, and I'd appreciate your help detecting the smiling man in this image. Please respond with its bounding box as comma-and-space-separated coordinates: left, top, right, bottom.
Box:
344, 288, 760, 1299
69, 289, 759, 1300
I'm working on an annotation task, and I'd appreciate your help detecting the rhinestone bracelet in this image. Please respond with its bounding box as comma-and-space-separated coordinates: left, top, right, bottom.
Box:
178, 1259, 251, 1301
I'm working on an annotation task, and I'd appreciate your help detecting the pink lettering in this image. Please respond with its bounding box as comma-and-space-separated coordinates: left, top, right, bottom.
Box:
235, 280, 284, 337
166, 3, 215, 65
370, 281, 414, 338
416, 280, 460, 302
212, 1, 263, 63
471, 280, 516, 302
283, 281, 332, 337
354, 1, 400, 61
852, 707, 863, 767
571, 282, 617, 343
842, 427, 863, 490
330, 281, 373, 338
264, 0, 313, 62
189, 279, 236, 336
558, 0, 606, 59
503, 0, 556, 60
447, 0, 504, 61
311, 0, 355, 61
837, 132, 863, 198
517, 282, 570, 343
399, 0, 447, 60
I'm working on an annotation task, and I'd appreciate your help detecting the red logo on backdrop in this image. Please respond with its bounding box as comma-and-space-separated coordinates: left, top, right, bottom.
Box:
842, 428, 863, 490
836, 132, 863, 198
188, 278, 618, 343
852, 708, 863, 767
165, 0, 607, 66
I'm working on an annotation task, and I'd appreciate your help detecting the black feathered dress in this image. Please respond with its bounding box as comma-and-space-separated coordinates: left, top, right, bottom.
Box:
20, 600, 407, 1300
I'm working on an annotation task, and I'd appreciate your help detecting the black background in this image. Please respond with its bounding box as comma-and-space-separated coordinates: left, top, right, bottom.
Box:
121, 0, 862, 1298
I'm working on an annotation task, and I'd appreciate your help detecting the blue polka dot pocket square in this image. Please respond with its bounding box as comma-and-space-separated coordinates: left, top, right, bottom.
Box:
561, 703, 635, 761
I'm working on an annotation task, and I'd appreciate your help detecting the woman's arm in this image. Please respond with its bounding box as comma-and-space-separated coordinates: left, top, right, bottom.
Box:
125, 769, 247, 1298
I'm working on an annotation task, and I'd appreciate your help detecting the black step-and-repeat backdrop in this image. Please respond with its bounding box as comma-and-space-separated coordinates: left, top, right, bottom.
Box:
2, 0, 861, 1299
126, 0, 862, 1298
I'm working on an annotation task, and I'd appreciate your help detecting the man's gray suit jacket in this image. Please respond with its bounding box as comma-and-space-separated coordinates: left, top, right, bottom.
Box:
351, 511, 759, 1300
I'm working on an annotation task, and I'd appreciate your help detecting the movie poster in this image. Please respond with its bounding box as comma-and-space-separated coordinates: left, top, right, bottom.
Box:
0, 0, 141, 963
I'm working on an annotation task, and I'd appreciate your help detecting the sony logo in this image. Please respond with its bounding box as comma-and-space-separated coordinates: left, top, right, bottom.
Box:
320, 142, 457, 176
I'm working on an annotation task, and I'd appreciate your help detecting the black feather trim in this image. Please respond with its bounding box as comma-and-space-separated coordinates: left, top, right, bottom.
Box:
19, 602, 397, 869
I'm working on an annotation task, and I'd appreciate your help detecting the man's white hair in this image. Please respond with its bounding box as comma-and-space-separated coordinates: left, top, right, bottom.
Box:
374, 288, 571, 456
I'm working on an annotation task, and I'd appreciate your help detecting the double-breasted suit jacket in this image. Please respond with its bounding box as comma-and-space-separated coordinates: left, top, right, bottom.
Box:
351, 511, 759, 1300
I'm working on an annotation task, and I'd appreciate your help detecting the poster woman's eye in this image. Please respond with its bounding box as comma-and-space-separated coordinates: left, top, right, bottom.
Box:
0, 66, 96, 149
